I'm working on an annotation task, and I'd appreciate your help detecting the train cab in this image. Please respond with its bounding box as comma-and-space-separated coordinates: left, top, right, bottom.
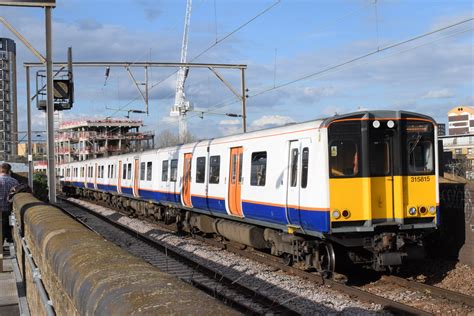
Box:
325, 111, 438, 269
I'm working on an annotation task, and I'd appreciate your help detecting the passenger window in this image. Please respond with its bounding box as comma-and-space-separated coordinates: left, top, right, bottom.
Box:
196, 157, 206, 183
231, 154, 237, 184
209, 156, 220, 184
301, 147, 309, 188
329, 141, 359, 177
170, 159, 178, 182
122, 163, 127, 179
290, 148, 298, 187
408, 140, 433, 174
140, 162, 146, 180
147, 162, 153, 181
239, 153, 243, 184
250, 152, 267, 186
370, 140, 390, 176
162, 160, 169, 181
127, 163, 132, 180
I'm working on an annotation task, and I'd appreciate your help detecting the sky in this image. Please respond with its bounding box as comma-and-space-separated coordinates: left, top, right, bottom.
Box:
0, 0, 473, 142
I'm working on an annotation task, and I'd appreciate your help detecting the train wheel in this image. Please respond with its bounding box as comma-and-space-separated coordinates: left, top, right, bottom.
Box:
283, 253, 293, 266
314, 242, 336, 275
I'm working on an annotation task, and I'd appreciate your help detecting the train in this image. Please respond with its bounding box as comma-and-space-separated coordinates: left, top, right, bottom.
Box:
60, 110, 439, 272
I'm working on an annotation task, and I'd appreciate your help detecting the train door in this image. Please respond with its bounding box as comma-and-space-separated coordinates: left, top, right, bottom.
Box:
182, 153, 193, 207
369, 130, 395, 220
83, 164, 88, 187
133, 158, 140, 197
117, 160, 123, 194
94, 163, 98, 190
228, 147, 243, 217
286, 140, 309, 226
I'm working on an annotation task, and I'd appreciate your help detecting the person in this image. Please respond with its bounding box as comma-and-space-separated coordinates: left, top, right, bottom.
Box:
0, 163, 19, 244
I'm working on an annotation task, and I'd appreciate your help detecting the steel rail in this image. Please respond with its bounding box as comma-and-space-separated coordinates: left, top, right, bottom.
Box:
207, 239, 431, 316
383, 275, 474, 308
60, 196, 433, 316
56, 196, 299, 315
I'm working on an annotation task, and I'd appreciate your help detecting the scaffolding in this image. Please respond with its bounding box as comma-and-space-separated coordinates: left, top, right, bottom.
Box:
0, 38, 17, 160
54, 118, 154, 164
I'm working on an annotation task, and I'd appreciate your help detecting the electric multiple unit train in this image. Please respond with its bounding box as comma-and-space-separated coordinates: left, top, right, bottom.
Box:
60, 110, 438, 272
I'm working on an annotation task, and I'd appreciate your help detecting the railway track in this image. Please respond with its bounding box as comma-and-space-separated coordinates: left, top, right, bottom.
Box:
58, 196, 474, 315
383, 275, 474, 308
55, 196, 300, 315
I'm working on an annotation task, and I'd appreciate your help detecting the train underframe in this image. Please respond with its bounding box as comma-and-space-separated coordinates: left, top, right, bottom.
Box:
67, 186, 430, 273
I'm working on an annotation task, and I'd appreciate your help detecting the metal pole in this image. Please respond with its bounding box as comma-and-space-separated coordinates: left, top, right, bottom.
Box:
45, 7, 56, 203
241, 68, 247, 133
145, 66, 148, 115
26, 66, 33, 190
11, 50, 18, 158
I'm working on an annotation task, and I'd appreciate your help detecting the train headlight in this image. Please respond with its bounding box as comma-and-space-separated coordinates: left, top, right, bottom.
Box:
408, 207, 417, 216
342, 209, 351, 218
429, 206, 436, 215
372, 120, 381, 128
387, 120, 395, 128
419, 206, 427, 214
332, 210, 341, 219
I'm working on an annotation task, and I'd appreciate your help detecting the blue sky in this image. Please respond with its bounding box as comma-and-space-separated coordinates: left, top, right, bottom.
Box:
0, 0, 472, 140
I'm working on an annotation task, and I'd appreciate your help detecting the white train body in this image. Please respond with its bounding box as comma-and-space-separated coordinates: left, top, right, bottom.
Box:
61, 111, 439, 271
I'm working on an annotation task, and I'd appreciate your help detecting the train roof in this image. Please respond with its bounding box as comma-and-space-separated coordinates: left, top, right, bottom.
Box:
61, 110, 436, 165
322, 110, 436, 127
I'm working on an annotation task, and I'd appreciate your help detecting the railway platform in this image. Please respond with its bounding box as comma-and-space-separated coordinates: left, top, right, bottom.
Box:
0, 242, 28, 316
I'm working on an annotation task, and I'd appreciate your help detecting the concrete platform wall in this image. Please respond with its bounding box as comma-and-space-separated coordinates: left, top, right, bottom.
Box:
12, 193, 237, 315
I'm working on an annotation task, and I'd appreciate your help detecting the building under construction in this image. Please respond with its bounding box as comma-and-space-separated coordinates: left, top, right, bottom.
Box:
0, 38, 18, 160
55, 118, 154, 164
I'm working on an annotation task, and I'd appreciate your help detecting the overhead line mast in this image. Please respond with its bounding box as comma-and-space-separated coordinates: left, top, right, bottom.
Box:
170, 0, 193, 143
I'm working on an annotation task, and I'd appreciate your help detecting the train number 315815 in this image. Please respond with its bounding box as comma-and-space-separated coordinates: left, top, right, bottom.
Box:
410, 176, 431, 183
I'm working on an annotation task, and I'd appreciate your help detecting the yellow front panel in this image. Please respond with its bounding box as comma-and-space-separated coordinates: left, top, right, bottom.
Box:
329, 178, 371, 221
395, 175, 437, 218
330, 175, 437, 223
370, 177, 394, 219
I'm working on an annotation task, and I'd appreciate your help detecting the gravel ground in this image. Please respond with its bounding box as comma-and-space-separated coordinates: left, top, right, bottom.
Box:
400, 259, 474, 297
69, 198, 389, 315
359, 276, 473, 315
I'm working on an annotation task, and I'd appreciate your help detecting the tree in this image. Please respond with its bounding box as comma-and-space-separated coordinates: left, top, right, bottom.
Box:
155, 129, 196, 148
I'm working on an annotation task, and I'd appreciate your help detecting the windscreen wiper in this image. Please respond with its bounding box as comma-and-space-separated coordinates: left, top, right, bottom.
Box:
409, 134, 422, 154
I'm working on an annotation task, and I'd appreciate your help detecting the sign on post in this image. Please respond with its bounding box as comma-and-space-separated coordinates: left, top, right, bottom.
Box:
0, 0, 55, 6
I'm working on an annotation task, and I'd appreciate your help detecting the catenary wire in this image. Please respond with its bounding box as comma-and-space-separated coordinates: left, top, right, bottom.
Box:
148, 24, 473, 132
108, 0, 281, 117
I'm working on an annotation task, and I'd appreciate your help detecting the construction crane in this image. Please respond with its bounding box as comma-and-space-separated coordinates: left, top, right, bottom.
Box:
170, 0, 192, 143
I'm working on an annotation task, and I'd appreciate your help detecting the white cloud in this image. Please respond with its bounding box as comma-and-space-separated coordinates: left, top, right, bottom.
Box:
303, 86, 337, 98
219, 119, 240, 126
251, 115, 295, 129
422, 89, 454, 99
321, 106, 345, 116
161, 116, 178, 124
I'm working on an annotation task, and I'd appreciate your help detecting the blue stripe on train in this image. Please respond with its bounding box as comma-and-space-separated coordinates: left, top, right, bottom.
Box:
191, 196, 227, 214
138, 189, 180, 203
67, 182, 329, 233
243, 202, 329, 233
97, 184, 117, 192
